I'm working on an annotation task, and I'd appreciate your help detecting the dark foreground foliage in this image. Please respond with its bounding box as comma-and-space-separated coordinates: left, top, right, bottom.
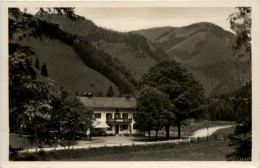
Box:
225, 82, 252, 161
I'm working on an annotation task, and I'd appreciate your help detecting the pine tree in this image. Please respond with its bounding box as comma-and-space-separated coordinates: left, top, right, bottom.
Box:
41, 62, 48, 77
106, 86, 114, 97
35, 57, 40, 70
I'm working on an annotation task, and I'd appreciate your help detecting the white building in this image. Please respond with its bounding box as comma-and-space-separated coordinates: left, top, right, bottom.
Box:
79, 96, 139, 135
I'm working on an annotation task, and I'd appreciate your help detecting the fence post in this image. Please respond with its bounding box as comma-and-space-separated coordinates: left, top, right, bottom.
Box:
188, 138, 190, 142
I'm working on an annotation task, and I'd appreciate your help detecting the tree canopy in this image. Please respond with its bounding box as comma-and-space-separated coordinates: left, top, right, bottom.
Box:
226, 7, 252, 161
139, 60, 205, 138
229, 7, 251, 59
9, 43, 51, 133
36, 7, 76, 21
9, 8, 94, 148
135, 86, 171, 139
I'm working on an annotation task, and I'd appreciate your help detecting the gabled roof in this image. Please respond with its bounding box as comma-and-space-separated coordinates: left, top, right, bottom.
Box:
79, 97, 137, 109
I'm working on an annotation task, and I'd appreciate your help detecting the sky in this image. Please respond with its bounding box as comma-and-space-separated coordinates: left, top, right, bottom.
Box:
27, 7, 235, 32
75, 7, 235, 32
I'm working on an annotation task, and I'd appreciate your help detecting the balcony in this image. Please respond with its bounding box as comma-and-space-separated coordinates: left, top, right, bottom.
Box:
106, 118, 132, 123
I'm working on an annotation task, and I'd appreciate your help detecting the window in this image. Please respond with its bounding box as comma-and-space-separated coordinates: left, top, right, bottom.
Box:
122, 113, 128, 119
114, 112, 121, 119
94, 113, 101, 118
133, 123, 138, 130
122, 124, 128, 130
106, 113, 112, 119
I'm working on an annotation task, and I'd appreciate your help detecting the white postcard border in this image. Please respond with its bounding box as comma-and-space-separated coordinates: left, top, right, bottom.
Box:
1, 1, 260, 168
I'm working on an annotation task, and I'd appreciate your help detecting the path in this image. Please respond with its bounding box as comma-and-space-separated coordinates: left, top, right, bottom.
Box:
19, 125, 234, 153
191, 125, 234, 138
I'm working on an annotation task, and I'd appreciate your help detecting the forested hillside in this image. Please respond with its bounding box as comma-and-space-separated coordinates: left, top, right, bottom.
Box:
38, 12, 251, 95
9, 9, 138, 95
10, 8, 251, 96
38, 14, 168, 79
133, 22, 251, 94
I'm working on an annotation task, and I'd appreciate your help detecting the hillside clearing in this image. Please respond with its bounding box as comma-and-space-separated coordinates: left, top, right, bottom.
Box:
19, 37, 119, 95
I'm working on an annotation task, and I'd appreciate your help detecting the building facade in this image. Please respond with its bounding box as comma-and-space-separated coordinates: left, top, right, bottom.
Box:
79, 96, 139, 135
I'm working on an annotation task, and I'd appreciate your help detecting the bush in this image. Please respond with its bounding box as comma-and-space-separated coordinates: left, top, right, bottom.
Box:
9, 145, 22, 160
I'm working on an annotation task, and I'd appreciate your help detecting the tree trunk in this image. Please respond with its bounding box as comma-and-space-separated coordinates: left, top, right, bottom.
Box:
155, 125, 158, 140
57, 124, 61, 141
89, 116, 92, 141
16, 123, 19, 133
68, 139, 70, 150
148, 129, 151, 140
165, 125, 170, 139
89, 128, 92, 141
68, 131, 72, 149
177, 122, 181, 139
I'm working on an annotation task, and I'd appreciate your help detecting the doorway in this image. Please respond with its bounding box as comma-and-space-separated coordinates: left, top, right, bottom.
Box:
115, 124, 119, 134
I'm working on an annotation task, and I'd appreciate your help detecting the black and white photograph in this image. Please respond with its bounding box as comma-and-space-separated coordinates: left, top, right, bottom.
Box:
1, 1, 260, 167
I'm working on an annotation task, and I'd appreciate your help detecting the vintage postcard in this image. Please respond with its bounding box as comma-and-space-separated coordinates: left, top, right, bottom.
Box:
1, 1, 260, 168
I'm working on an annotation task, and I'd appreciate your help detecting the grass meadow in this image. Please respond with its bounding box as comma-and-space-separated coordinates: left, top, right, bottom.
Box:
10, 127, 235, 161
